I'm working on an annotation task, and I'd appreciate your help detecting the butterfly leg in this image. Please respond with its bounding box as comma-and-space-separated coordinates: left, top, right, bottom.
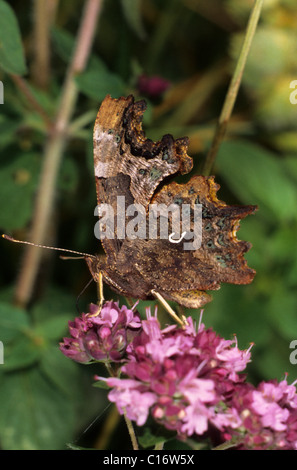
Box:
97, 271, 105, 311
151, 289, 187, 327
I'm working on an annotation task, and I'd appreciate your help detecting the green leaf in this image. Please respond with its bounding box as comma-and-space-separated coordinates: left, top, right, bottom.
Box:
0, 0, 27, 75
216, 141, 297, 222
51, 27, 75, 63
0, 367, 78, 449
40, 344, 81, 396
0, 153, 41, 230
283, 155, 297, 184
266, 285, 297, 341
0, 301, 29, 342
0, 117, 20, 150
138, 427, 173, 449
34, 315, 71, 341
75, 65, 126, 101
31, 286, 76, 324
120, 0, 146, 40
3, 335, 40, 371
93, 379, 110, 390
51, 26, 126, 101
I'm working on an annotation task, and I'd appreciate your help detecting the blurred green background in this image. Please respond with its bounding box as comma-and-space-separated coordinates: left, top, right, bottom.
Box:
0, 0, 297, 450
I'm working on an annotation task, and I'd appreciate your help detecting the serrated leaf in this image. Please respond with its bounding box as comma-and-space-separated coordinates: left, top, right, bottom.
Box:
0, 153, 41, 230
216, 141, 297, 222
0, 0, 27, 75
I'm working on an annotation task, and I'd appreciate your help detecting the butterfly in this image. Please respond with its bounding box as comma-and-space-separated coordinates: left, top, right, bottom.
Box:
84, 95, 257, 311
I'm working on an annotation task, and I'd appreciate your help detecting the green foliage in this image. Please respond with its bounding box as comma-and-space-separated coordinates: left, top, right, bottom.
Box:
0, 0, 27, 75
216, 141, 297, 221
0, 288, 83, 449
0, 0, 297, 450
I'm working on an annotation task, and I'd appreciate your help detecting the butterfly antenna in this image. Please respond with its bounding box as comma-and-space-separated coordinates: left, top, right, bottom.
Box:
2, 234, 96, 259
75, 277, 94, 314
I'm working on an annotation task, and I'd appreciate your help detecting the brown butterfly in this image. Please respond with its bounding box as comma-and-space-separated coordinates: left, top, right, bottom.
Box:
84, 95, 257, 311
3, 95, 256, 318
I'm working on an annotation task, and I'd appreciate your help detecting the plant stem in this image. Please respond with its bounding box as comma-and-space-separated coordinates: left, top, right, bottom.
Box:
14, 0, 104, 308
202, 0, 263, 176
154, 441, 164, 450
32, 0, 55, 90
124, 410, 139, 450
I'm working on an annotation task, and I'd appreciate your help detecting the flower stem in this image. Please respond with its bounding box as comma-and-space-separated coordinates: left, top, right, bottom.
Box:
202, 0, 263, 176
124, 410, 139, 450
13, 0, 104, 308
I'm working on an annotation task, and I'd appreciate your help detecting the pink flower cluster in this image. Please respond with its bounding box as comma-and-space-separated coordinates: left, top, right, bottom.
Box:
223, 379, 297, 449
60, 301, 141, 363
61, 302, 297, 449
96, 308, 297, 450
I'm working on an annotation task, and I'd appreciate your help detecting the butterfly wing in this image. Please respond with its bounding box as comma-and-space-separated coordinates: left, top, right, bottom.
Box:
114, 176, 256, 307
92, 95, 257, 308
93, 95, 192, 263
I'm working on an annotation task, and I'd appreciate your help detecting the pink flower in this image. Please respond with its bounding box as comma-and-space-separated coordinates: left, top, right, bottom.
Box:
60, 301, 141, 363
251, 382, 291, 431
137, 74, 170, 98
181, 401, 211, 436
101, 377, 157, 426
